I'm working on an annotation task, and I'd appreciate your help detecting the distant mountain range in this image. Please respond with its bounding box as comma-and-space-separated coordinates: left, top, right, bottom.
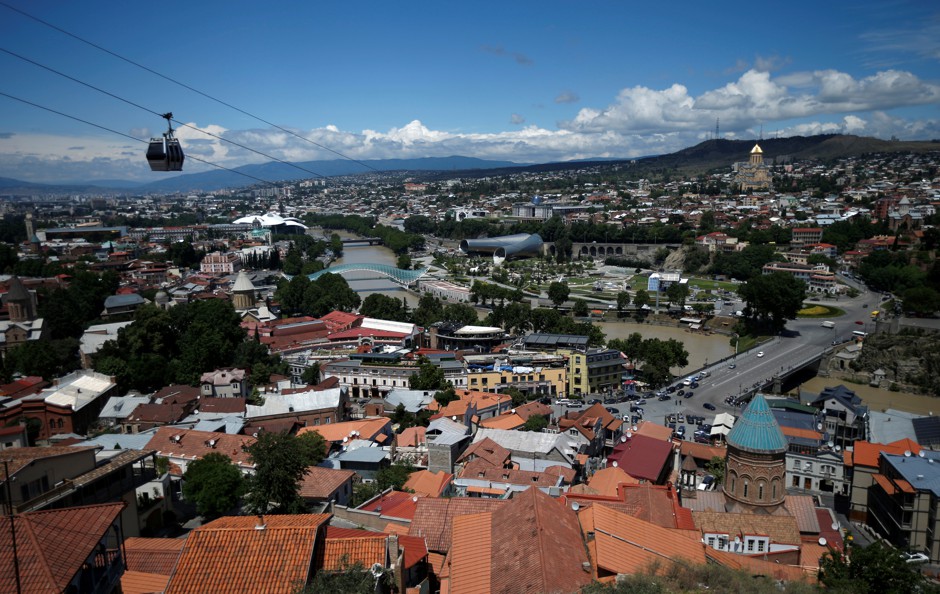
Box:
3, 135, 939, 195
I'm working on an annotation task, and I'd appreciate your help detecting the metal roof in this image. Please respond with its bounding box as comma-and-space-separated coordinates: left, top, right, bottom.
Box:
727, 394, 788, 453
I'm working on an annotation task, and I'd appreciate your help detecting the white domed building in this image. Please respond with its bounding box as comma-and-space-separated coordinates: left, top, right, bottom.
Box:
232, 212, 308, 235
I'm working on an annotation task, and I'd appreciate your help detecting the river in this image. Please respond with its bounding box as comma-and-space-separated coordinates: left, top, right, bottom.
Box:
325, 230, 422, 308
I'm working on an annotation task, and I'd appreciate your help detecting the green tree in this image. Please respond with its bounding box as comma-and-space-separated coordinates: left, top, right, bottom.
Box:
303, 558, 389, 594
633, 289, 651, 313
412, 293, 445, 328
547, 281, 570, 307
301, 363, 321, 385
572, 298, 589, 317
410, 357, 448, 391
376, 460, 416, 492
360, 293, 409, 322
397, 253, 412, 270
737, 272, 807, 333
705, 456, 725, 485
902, 287, 940, 316
504, 387, 526, 407
819, 539, 931, 594
522, 415, 548, 432
245, 430, 326, 514
616, 291, 631, 317
442, 303, 480, 325
434, 386, 459, 406
182, 452, 244, 518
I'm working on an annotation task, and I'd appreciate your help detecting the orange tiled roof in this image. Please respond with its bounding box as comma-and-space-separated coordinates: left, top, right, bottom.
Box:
693, 510, 801, 545
458, 437, 511, 468
409, 497, 508, 553
458, 458, 560, 488
0, 503, 125, 594
316, 535, 387, 571
122, 570, 171, 594
588, 504, 706, 577
164, 514, 330, 594
298, 417, 391, 443
144, 426, 256, 470
0, 445, 98, 476
298, 466, 356, 499
359, 490, 422, 520
397, 426, 426, 448
852, 438, 921, 468
449, 512, 492, 594
633, 420, 674, 442
781, 426, 823, 441
586, 466, 640, 496
403, 469, 453, 497
479, 412, 525, 430
123, 537, 185, 575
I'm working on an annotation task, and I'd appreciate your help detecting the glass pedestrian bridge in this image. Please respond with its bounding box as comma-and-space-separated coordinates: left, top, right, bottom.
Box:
305, 263, 430, 286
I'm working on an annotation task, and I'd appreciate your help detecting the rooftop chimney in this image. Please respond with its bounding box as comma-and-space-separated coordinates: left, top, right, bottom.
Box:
255, 514, 266, 530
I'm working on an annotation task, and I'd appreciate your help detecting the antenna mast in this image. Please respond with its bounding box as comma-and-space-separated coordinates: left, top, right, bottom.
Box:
715, 118, 720, 140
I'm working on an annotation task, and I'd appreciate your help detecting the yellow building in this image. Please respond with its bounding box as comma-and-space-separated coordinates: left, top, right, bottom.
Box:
466, 365, 567, 398
566, 348, 627, 396
735, 144, 772, 191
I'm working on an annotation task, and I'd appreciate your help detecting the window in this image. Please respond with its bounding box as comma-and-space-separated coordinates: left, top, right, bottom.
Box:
757, 540, 765, 552
747, 539, 754, 552
772, 483, 777, 499
743, 480, 749, 498
717, 537, 727, 550
708, 537, 715, 548
758, 483, 764, 500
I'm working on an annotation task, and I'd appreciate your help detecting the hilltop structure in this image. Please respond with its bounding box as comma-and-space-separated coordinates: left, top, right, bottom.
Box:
735, 143, 773, 191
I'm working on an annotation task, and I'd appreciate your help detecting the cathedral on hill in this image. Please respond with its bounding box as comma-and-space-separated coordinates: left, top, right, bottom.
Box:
734, 143, 773, 191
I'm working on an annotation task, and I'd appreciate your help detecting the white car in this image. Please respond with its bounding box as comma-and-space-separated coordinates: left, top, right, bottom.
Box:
902, 552, 929, 564
756, 351, 764, 358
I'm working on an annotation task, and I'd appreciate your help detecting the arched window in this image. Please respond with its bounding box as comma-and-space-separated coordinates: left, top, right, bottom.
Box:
772, 482, 778, 499
758, 482, 764, 500
743, 480, 749, 498
57, 419, 63, 428
49, 419, 55, 428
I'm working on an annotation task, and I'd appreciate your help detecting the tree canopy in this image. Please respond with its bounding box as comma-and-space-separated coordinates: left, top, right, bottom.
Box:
245, 430, 327, 514
182, 452, 244, 518
737, 272, 807, 334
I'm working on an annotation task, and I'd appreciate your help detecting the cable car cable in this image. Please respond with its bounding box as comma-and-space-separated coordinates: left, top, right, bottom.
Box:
0, 46, 329, 179
0, 0, 380, 173
0, 90, 279, 187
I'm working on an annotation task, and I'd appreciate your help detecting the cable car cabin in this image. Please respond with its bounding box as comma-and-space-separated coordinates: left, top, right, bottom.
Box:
146, 112, 184, 171
147, 135, 184, 171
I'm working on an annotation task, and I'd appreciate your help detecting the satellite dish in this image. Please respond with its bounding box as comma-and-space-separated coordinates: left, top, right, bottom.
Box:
571, 501, 580, 511
817, 423, 823, 431
632, 425, 638, 432
905, 450, 912, 457
835, 445, 841, 452
621, 435, 627, 442
818, 537, 827, 547
827, 441, 834, 449
511, 409, 516, 414
919, 451, 926, 458
343, 437, 348, 443
412, 496, 418, 502
370, 563, 384, 577
734, 536, 741, 544
612, 461, 618, 467
452, 416, 457, 421
831, 522, 839, 531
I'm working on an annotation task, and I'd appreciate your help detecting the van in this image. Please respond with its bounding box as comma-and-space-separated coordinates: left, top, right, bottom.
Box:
821, 321, 835, 329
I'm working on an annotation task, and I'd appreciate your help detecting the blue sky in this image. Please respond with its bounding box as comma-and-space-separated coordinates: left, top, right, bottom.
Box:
1, 0, 939, 183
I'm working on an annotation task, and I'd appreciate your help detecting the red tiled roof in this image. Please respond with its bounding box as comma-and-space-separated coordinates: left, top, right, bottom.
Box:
449, 512, 492, 594
121, 570, 171, 594
198, 397, 247, 414
588, 504, 705, 576
403, 469, 453, 497
123, 537, 185, 575
298, 466, 355, 500
316, 535, 387, 571
0, 503, 125, 594
458, 458, 559, 488
457, 437, 510, 467
358, 490, 422, 520
852, 438, 921, 468
707, 548, 812, 583
144, 427, 256, 470
607, 434, 673, 482
164, 514, 330, 594
408, 497, 508, 553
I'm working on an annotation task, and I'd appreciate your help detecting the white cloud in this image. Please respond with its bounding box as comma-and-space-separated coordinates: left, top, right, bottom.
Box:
3, 67, 940, 183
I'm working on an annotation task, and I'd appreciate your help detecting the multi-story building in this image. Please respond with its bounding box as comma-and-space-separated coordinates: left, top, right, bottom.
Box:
466, 364, 566, 398
199, 251, 242, 274
566, 348, 627, 396
790, 227, 824, 247
762, 261, 838, 294
868, 450, 940, 562
322, 353, 466, 399
200, 368, 249, 398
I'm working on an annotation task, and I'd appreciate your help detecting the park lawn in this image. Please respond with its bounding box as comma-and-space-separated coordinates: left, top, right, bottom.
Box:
797, 304, 846, 318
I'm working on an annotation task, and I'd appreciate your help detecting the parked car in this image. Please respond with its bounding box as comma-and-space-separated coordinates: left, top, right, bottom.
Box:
728, 363, 736, 369
676, 425, 686, 436
703, 402, 717, 411
659, 394, 671, 401
684, 391, 694, 398
606, 407, 618, 414
636, 399, 647, 405
589, 398, 602, 404
677, 389, 686, 397
756, 351, 764, 358
902, 552, 929, 564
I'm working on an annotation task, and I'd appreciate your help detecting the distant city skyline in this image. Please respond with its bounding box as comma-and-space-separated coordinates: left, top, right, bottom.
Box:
1, 0, 939, 183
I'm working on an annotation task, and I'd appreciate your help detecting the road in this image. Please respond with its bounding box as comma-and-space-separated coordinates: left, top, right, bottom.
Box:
554, 281, 885, 439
